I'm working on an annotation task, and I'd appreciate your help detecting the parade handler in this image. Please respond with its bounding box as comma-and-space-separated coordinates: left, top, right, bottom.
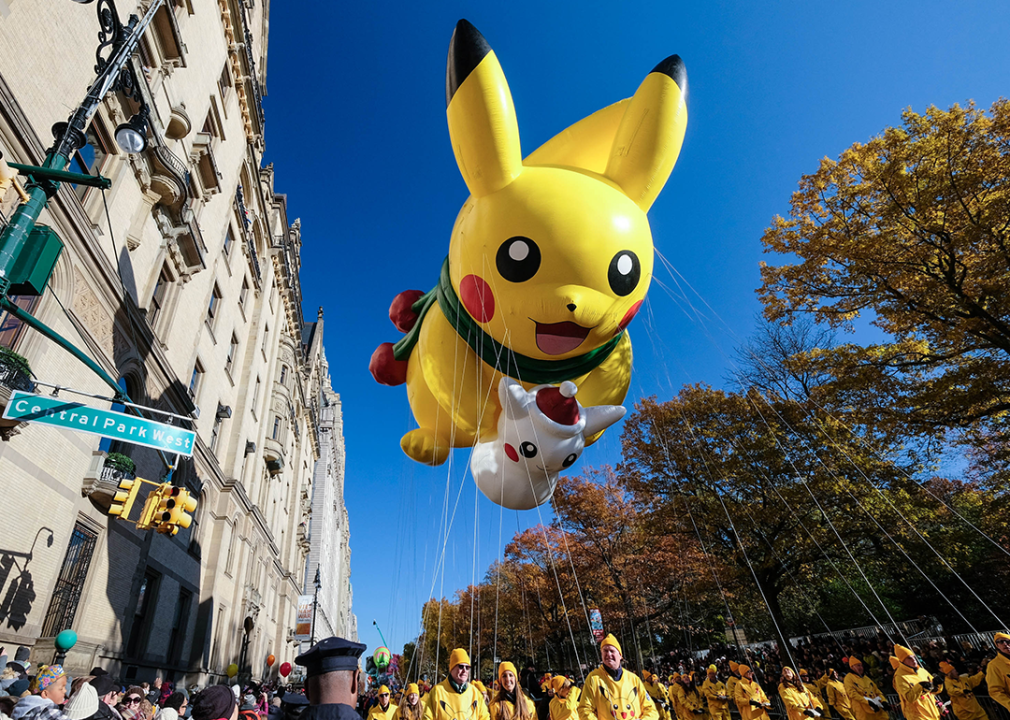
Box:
579, 635, 658, 720
424, 649, 490, 720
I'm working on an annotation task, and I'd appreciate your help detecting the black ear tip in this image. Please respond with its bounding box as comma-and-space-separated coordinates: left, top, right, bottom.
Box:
446, 19, 493, 107
651, 54, 687, 97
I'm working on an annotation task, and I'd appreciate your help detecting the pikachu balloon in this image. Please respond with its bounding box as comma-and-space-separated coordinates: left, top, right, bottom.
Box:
370, 20, 688, 508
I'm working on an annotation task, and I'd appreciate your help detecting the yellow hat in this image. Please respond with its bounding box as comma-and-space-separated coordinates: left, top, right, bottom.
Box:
729, 661, 739, 673
996, 633, 1010, 644
668, 675, 676, 683
601, 634, 622, 655
888, 657, 899, 670
738, 665, 751, 675
708, 665, 717, 674
449, 648, 471, 670
847, 656, 863, 668
939, 661, 954, 675
407, 684, 419, 695
379, 686, 390, 695
551, 676, 569, 693
473, 680, 487, 693
798, 669, 808, 676
499, 661, 518, 682
894, 645, 914, 661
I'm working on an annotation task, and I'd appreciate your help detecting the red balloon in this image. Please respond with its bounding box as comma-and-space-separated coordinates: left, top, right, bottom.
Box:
279, 662, 292, 677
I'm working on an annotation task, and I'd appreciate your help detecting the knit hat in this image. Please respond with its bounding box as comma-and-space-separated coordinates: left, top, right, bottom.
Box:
378, 686, 390, 696
888, 657, 899, 670
668, 675, 676, 683
894, 645, 914, 662
729, 661, 739, 673
738, 665, 750, 675
847, 657, 863, 669
551, 676, 569, 693
939, 661, 955, 675
798, 669, 808, 677
707, 665, 717, 674
192, 685, 239, 720
498, 662, 517, 682
995, 633, 1010, 644
241, 694, 257, 710
7, 679, 29, 697
449, 648, 470, 670
64, 683, 100, 720
601, 634, 622, 655
406, 684, 419, 696
30, 665, 65, 692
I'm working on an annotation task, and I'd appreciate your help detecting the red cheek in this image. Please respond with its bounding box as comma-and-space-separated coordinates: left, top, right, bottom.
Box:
460, 274, 495, 323
504, 443, 519, 462
616, 300, 643, 334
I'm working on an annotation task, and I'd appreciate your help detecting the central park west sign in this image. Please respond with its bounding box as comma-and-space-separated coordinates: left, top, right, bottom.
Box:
2, 390, 196, 456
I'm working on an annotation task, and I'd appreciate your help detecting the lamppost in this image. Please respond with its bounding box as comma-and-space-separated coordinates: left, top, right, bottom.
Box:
310, 567, 321, 645
0, 0, 165, 400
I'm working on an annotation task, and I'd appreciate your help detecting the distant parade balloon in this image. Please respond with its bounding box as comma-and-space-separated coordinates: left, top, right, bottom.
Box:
374, 646, 391, 669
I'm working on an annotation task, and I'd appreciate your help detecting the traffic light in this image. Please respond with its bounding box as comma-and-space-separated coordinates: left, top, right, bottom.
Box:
156, 486, 198, 536
136, 482, 170, 531
108, 476, 140, 521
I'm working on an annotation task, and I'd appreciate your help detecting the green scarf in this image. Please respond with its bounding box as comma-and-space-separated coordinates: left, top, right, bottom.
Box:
392, 258, 623, 385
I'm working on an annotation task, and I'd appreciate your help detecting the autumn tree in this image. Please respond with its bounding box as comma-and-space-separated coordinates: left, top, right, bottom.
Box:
758, 100, 1010, 461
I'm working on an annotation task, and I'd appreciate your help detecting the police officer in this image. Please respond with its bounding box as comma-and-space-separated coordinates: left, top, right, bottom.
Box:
295, 636, 368, 720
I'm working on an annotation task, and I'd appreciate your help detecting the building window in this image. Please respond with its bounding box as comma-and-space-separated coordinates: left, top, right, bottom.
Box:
40, 522, 99, 637
272, 416, 281, 440
223, 227, 233, 256
278, 365, 287, 386
126, 571, 160, 657
189, 360, 204, 398
166, 587, 192, 664
261, 324, 269, 358
218, 62, 232, 100
239, 277, 249, 310
0, 295, 38, 349
226, 334, 238, 376
207, 283, 222, 327
210, 414, 224, 452
251, 376, 260, 417
149, 265, 171, 329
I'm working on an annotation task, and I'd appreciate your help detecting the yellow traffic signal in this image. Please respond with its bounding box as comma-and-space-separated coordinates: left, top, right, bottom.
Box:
156, 486, 198, 536
136, 482, 170, 531
108, 477, 140, 520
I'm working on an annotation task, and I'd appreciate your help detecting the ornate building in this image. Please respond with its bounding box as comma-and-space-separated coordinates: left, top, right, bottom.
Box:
0, 0, 354, 684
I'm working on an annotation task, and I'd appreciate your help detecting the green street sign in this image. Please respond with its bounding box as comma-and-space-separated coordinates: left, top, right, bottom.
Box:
2, 390, 196, 456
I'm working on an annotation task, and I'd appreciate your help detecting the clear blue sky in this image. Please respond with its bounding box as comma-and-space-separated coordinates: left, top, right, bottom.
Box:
262, 1, 1010, 657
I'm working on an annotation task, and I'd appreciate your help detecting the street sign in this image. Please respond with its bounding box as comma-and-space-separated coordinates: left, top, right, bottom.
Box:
2, 390, 196, 456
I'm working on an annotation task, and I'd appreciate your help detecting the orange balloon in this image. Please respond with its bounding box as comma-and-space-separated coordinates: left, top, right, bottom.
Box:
267, 654, 276, 667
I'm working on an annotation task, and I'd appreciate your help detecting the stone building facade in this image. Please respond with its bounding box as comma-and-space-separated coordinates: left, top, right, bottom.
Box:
0, 0, 354, 685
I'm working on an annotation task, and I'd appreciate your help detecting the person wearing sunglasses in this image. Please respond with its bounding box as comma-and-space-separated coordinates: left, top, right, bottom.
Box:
119, 687, 154, 720
986, 633, 1010, 714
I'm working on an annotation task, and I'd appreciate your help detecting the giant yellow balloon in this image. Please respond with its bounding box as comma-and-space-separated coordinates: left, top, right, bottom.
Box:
370, 19, 688, 508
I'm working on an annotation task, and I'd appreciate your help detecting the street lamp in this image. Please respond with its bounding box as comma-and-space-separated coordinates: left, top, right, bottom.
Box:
310, 567, 321, 645
115, 104, 150, 153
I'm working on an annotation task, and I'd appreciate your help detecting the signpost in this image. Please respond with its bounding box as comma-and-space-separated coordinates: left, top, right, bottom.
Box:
2, 390, 196, 456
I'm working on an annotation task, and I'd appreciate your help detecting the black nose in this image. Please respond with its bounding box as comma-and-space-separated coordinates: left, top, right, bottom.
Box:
567, 303, 577, 311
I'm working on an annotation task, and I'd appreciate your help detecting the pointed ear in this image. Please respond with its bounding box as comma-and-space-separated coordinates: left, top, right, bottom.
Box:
583, 404, 627, 438
605, 55, 688, 211
499, 377, 528, 419
446, 19, 523, 198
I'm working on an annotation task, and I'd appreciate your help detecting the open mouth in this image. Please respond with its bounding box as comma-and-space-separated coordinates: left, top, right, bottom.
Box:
535, 321, 590, 355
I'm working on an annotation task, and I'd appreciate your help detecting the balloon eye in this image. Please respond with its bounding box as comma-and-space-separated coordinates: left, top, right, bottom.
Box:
562, 453, 578, 468
497, 237, 541, 282
608, 250, 641, 297
520, 441, 538, 458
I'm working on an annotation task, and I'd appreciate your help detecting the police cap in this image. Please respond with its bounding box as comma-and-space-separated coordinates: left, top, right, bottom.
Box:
295, 636, 367, 678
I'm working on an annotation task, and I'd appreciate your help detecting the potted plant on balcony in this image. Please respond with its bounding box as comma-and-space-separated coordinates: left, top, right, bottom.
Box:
104, 451, 136, 480
0, 346, 33, 439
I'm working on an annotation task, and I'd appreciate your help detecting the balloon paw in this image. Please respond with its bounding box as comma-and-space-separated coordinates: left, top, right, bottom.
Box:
390, 290, 426, 333
369, 342, 408, 386
401, 429, 450, 465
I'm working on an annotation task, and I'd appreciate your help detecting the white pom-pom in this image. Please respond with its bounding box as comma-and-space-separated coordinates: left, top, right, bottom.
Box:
559, 381, 578, 398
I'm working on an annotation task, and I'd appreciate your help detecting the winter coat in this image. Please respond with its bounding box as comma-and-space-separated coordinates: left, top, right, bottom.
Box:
550, 693, 579, 720
578, 667, 657, 720
777, 685, 820, 720
944, 672, 987, 720
489, 694, 535, 720
733, 679, 769, 720
986, 653, 1010, 713
700, 679, 730, 714
423, 681, 489, 720
842, 673, 887, 720
893, 665, 940, 720
824, 679, 855, 720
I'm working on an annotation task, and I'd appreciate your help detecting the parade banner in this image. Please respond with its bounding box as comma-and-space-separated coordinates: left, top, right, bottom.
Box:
294, 594, 314, 640
589, 608, 604, 641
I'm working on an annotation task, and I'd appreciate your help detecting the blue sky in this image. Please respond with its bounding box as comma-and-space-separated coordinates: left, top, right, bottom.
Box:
262, 1, 1010, 657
